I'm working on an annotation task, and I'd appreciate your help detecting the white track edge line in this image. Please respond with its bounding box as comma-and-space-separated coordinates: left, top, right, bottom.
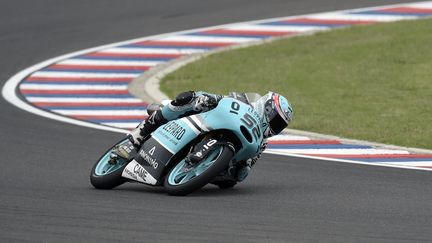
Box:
264, 150, 432, 172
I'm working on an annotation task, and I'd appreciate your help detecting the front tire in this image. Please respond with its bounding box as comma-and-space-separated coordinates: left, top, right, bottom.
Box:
90, 139, 130, 189
164, 145, 234, 196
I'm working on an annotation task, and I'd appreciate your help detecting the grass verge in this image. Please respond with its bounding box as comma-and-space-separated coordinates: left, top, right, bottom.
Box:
161, 18, 432, 149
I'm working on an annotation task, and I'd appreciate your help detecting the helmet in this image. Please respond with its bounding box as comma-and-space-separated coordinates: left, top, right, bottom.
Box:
253, 92, 293, 137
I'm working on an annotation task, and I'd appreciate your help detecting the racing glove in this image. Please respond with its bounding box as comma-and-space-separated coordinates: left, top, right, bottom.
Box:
194, 93, 222, 111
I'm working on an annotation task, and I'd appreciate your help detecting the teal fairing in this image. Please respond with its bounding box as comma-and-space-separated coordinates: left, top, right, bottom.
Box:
152, 97, 264, 163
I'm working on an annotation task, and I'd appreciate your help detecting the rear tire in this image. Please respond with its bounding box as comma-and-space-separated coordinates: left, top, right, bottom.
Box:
164, 145, 234, 196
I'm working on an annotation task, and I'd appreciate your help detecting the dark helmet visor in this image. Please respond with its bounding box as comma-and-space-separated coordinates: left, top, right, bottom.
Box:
268, 110, 288, 135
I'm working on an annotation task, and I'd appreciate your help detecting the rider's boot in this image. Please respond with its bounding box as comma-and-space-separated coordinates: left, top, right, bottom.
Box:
127, 110, 167, 150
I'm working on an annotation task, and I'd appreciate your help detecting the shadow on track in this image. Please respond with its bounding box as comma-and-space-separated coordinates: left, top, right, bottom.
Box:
88, 181, 291, 197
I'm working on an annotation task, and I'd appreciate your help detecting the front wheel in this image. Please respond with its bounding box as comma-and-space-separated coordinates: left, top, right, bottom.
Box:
164, 145, 234, 196
90, 139, 131, 189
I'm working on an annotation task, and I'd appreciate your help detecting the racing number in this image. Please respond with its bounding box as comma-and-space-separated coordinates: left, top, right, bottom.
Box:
241, 113, 261, 141
230, 101, 261, 141
230, 101, 240, 115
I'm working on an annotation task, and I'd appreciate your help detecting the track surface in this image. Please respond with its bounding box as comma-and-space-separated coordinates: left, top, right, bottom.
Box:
1, 0, 431, 242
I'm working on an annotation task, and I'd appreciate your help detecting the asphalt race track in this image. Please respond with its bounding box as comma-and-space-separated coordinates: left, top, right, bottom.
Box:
1, 0, 431, 242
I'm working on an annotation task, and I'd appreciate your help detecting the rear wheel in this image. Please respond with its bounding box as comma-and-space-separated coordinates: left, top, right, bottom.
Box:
90, 139, 130, 189
164, 145, 234, 196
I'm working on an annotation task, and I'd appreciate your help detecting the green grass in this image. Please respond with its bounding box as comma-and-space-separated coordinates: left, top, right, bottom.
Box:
161, 18, 432, 149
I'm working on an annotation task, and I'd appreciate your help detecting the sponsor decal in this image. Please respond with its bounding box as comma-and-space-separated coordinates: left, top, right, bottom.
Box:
188, 138, 218, 164
122, 160, 157, 185
139, 148, 159, 169
248, 107, 261, 123
123, 167, 138, 181
143, 137, 175, 165
148, 146, 155, 156
134, 163, 148, 180
162, 121, 186, 140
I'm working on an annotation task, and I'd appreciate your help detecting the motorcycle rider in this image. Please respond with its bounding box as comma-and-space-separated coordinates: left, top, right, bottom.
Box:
128, 91, 293, 183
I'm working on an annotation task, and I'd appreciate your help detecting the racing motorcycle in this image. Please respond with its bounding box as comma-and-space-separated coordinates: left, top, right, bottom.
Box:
90, 94, 264, 196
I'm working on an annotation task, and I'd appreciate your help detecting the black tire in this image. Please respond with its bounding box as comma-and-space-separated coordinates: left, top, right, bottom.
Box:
164, 145, 234, 196
90, 162, 127, 189
90, 140, 129, 189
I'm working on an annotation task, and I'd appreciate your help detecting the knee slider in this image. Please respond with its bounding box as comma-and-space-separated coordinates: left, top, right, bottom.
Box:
172, 91, 195, 106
